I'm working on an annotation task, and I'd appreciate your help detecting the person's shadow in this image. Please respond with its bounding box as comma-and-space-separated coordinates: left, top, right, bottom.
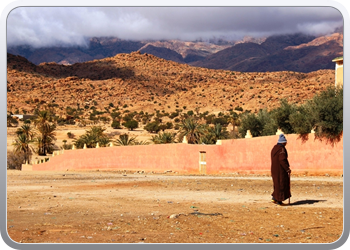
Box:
289, 199, 327, 206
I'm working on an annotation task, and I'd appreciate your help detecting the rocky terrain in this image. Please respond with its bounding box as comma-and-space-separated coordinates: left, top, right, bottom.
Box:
7, 51, 335, 119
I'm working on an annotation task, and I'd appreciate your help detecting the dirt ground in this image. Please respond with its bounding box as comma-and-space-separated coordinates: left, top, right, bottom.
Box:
6, 170, 343, 244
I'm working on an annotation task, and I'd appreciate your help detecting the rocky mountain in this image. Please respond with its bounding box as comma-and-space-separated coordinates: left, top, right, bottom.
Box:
139, 40, 234, 63
7, 37, 146, 65
192, 33, 343, 73
140, 44, 185, 63
7, 37, 233, 66
7, 32, 343, 73
7, 51, 335, 119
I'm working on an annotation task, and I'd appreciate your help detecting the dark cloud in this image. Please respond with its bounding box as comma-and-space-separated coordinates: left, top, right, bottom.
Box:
7, 6, 343, 47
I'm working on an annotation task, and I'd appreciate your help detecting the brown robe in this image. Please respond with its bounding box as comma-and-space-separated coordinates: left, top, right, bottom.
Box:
271, 144, 291, 202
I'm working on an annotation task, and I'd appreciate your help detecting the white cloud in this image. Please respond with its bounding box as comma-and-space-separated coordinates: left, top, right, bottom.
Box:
6, 6, 343, 47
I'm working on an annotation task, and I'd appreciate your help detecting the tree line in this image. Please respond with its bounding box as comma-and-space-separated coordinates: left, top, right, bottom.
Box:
7, 86, 342, 169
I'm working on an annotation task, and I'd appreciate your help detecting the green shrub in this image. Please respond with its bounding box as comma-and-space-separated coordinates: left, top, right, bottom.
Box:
309, 86, 343, 143
271, 99, 296, 134
144, 122, 161, 133
111, 120, 121, 129
122, 119, 138, 131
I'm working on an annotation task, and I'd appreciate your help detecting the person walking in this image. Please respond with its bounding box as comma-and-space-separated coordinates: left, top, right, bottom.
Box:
271, 134, 291, 206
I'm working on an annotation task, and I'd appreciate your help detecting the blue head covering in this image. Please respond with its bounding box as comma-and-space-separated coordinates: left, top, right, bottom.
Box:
278, 134, 287, 143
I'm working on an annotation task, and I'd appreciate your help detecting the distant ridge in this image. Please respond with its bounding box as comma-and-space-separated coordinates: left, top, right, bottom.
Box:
8, 32, 342, 73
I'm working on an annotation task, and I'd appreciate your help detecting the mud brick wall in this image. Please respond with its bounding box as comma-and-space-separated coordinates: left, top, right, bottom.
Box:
33, 133, 343, 176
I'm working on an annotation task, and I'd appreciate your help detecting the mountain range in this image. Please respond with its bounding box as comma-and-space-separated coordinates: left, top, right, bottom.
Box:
7, 31, 342, 73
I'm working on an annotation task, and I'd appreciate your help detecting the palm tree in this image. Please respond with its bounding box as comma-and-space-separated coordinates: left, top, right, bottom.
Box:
16, 124, 35, 140
212, 123, 230, 140
151, 132, 176, 144
12, 134, 33, 164
36, 123, 57, 155
73, 126, 110, 148
34, 110, 52, 127
179, 117, 205, 144
115, 133, 137, 146
198, 123, 230, 144
33, 110, 57, 155
133, 140, 150, 145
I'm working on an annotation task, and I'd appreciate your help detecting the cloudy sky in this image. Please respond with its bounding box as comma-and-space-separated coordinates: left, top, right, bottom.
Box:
7, 6, 343, 48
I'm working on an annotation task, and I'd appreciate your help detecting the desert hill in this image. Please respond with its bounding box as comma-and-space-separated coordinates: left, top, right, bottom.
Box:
7, 51, 335, 122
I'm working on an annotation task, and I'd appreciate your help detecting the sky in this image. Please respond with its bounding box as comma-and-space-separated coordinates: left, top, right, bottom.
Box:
6, 6, 344, 48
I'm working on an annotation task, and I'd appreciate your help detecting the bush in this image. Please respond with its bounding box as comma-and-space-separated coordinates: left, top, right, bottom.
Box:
166, 122, 173, 130
73, 126, 110, 149
122, 119, 138, 131
187, 110, 194, 116
257, 109, 277, 136
234, 106, 243, 112
309, 86, 343, 143
144, 122, 161, 133
238, 113, 264, 137
67, 132, 75, 139
111, 120, 121, 129
62, 143, 73, 150
110, 111, 121, 120
212, 117, 229, 127
289, 105, 313, 136
7, 150, 26, 169
271, 99, 296, 134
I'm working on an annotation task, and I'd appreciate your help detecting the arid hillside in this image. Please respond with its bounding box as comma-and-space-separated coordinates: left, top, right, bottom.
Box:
7, 51, 335, 118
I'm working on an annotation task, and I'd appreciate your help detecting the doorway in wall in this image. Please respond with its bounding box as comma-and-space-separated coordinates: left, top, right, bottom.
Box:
199, 151, 206, 175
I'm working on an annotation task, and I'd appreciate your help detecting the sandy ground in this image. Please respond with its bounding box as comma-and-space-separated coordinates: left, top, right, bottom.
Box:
6, 170, 343, 244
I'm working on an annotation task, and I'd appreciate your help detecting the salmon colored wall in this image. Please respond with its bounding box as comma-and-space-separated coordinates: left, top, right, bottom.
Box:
33, 134, 343, 176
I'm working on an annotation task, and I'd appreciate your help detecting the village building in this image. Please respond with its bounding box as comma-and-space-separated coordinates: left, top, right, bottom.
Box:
11, 114, 36, 121
332, 56, 343, 87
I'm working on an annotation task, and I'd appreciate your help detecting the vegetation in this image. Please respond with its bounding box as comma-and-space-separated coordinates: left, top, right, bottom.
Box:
73, 126, 111, 148
238, 86, 343, 144
199, 123, 230, 144
179, 117, 206, 144
144, 121, 161, 133
111, 120, 122, 129
7, 114, 19, 127
33, 111, 57, 155
12, 133, 33, 164
122, 119, 139, 131
151, 132, 177, 144
114, 133, 149, 146
7, 150, 26, 169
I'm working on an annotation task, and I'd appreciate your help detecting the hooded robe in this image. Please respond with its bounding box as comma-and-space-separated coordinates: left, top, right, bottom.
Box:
271, 144, 291, 202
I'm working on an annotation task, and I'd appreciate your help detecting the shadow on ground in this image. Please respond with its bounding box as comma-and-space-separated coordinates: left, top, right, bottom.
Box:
290, 199, 327, 206
189, 212, 223, 216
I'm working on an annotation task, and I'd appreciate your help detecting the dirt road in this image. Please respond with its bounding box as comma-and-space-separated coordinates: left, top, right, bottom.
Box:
6, 170, 343, 244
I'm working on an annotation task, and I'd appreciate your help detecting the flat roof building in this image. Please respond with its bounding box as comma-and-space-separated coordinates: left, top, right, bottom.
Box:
332, 56, 343, 87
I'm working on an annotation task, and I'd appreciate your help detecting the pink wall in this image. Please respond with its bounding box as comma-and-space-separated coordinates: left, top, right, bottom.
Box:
33, 134, 343, 176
